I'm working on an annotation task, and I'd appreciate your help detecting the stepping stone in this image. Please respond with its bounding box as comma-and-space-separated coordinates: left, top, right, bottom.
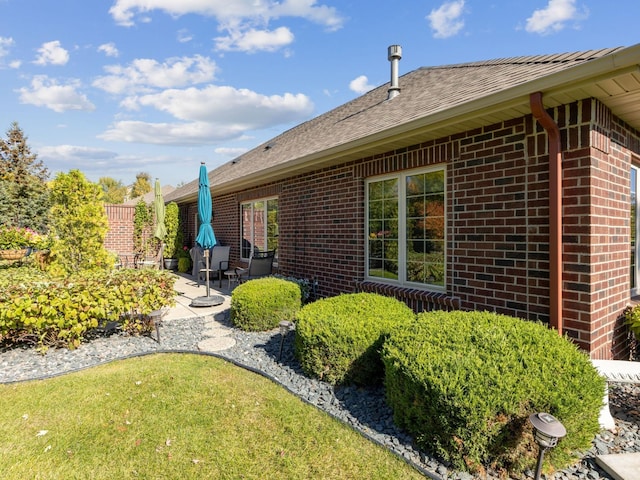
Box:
596, 452, 640, 480
198, 337, 236, 352
201, 326, 233, 338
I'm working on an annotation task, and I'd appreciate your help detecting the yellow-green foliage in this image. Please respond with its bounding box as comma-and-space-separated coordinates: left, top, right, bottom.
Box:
382, 310, 605, 477
230, 277, 301, 331
0, 268, 176, 350
623, 304, 640, 338
47, 170, 113, 276
294, 293, 415, 386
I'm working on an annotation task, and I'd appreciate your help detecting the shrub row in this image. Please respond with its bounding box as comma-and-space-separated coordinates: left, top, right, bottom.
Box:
382, 310, 605, 476
0, 268, 176, 350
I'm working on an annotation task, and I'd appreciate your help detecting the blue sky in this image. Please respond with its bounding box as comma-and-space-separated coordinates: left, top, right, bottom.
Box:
1, 0, 638, 188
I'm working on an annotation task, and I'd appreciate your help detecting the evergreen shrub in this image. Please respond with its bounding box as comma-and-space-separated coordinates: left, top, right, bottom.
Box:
381, 310, 605, 477
230, 277, 301, 331
294, 293, 415, 385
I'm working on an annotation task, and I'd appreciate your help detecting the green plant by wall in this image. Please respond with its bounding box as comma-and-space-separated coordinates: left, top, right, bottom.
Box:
133, 200, 154, 257
177, 256, 191, 273
163, 202, 183, 259
623, 304, 640, 339
230, 277, 301, 331
294, 293, 415, 386
47, 170, 112, 277
381, 310, 605, 477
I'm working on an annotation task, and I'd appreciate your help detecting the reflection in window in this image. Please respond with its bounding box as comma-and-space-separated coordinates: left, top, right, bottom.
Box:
241, 198, 278, 260
366, 167, 445, 288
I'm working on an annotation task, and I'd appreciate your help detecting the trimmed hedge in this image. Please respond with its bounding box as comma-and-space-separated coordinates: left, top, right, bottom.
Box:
230, 277, 301, 331
381, 310, 605, 476
294, 293, 415, 385
0, 268, 176, 350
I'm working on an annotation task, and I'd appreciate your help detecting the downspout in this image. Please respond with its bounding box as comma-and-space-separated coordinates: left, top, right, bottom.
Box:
530, 92, 563, 336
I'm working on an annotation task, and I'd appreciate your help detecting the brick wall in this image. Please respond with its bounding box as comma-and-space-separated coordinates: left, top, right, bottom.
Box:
174, 98, 639, 359
104, 204, 135, 254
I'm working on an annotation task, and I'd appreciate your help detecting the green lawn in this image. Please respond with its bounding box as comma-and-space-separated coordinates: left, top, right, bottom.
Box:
0, 353, 425, 479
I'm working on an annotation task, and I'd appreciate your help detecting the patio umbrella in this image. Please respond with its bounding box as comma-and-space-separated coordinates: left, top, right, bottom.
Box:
153, 179, 166, 270
195, 162, 216, 249
153, 178, 167, 241
191, 162, 222, 307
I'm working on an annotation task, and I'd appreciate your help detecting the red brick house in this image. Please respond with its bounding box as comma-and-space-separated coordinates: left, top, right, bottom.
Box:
166, 44, 640, 360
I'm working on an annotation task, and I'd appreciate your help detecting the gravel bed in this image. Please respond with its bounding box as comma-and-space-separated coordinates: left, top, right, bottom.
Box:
1, 316, 639, 479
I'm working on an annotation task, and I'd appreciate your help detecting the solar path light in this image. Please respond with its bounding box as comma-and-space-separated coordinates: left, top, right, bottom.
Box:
528, 412, 566, 480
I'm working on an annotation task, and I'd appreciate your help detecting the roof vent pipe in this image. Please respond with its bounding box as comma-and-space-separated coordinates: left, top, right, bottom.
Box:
387, 45, 402, 100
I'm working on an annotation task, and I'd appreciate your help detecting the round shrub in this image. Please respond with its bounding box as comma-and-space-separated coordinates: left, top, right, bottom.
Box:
381, 310, 605, 477
230, 277, 301, 331
294, 293, 415, 386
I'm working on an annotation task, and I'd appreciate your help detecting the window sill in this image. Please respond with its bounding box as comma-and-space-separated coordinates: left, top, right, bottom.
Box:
357, 280, 459, 312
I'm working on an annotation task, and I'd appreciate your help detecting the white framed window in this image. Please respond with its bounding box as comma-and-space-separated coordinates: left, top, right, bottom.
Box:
241, 198, 278, 261
366, 166, 446, 289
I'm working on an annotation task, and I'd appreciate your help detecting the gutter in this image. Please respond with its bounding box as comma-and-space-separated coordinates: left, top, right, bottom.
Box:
530, 92, 563, 336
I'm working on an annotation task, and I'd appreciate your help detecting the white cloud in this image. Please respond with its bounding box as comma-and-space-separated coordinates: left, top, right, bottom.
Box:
349, 75, 375, 95
93, 55, 217, 94
18, 76, 95, 113
215, 26, 294, 53
98, 42, 119, 57
525, 0, 587, 35
38, 145, 118, 164
427, 1, 466, 39
0, 36, 14, 58
177, 29, 193, 43
109, 0, 344, 53
34, 40, 69, 66
100, 84, 313, 146
124, 85, 313, 125
98, 120, 244, 145
214, 146, 249, 157
109, 0, 345, 29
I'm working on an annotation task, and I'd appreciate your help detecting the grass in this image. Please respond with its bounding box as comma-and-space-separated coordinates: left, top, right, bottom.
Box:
0, 353, 425, 479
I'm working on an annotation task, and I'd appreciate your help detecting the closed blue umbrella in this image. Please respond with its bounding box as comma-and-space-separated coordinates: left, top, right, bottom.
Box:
195, 162, 216, 249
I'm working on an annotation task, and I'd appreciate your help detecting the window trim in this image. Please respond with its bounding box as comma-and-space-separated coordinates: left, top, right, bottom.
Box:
365, 165, 446, 291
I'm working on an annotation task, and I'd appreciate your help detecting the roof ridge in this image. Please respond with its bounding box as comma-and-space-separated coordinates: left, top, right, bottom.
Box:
421, 47, 624, 70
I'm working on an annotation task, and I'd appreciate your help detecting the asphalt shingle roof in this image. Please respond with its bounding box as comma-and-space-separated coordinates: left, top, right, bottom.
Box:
166, 47, 625, 204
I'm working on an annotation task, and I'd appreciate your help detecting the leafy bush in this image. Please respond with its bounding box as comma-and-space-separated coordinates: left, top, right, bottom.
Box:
177, 256, 191, 273
163, 202, 182, 259
0, 268, 176, 350
623, 304, 640, 339
381, 310, 605, 477
230, 277, 301, 331
294, 293, 415, 386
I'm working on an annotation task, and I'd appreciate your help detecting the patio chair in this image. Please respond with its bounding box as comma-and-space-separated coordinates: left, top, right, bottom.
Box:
197, 245, 230, 288
236, 250, 275, 283
135, 244, 164, 269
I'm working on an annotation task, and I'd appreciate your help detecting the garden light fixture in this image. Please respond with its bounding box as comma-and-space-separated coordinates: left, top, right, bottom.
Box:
529, 412, 566, 480
278, 321, 293, 361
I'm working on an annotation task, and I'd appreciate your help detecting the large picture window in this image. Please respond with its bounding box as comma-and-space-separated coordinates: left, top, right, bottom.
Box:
366, 167, 445, 289
241, 198, 278, 261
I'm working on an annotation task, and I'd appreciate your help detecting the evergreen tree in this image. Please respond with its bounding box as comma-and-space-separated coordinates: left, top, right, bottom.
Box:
99, 176, 127, 204
130, 172, 152, 199
0, 122, 50, 232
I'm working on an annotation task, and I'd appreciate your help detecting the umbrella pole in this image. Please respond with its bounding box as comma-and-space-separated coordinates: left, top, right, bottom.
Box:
204, 248, 211, 297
